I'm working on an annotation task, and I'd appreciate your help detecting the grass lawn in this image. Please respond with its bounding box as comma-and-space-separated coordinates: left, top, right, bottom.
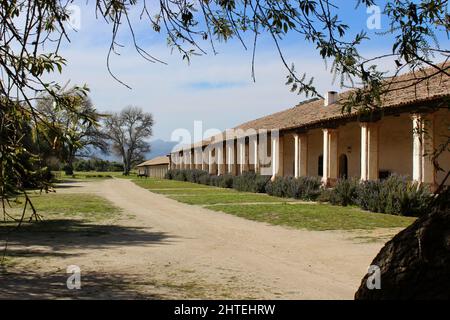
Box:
133, 178, 211, 190
149, 188, 237, 195
0, 192, 122, 235
131, 178, 415, 231
28, 193, 122, 221
206, 203, 415, 231
54, 171, 132, 181
169, 193, 295, 205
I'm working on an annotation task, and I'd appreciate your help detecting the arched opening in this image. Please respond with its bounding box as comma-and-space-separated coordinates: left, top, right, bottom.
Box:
339, 154, 348, 179
318, 155, 323, 177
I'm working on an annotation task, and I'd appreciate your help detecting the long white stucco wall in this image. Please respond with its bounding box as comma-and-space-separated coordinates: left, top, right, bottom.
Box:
337, 122, 361, 179
306, 129, 323, 178
435, 108, 450, 186
378, 113, 413, 177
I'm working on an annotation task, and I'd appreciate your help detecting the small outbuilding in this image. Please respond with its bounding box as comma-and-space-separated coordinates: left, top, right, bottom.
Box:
136, 156, 170, 178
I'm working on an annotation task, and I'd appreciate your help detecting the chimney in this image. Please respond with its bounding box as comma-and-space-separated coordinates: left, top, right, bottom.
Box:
324, 91, 338, 106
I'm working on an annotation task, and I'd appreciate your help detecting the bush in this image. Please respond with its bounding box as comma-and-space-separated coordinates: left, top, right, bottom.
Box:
232, 172, 271, 193
265, 176, 289, 198
356, 175, 432, 216
185, 169, 208, 183
198, 173, 211, 186
165, 169, 188, 181
329, 178, 359, 206
164, 170, 174, 180
218, 174, 234, 188
266, 176, 322, 200
165, 169, 209, 183
297, 176, 323, 200
317, 189, 332, 203
209, 175, 234, 188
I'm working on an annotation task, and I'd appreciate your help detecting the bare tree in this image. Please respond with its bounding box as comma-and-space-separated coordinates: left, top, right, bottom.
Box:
103, 106, 153, 175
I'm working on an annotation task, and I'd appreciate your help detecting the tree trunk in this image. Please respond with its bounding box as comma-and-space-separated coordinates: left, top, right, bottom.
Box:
122, 154, 130, 175
355, 209, 450, 299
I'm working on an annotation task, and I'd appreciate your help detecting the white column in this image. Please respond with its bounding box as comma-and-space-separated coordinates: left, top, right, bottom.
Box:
322, 130, 329, 184
253, 138, 259, 173
360, 124, 368, 181
208, 149, 213, 174
412, 115, 423, 182
412, 114, 435, 187
322, 129, 338, 185
294, 134, 300, 178
271, 137, 279, 180
227, 144, 233, 174
239, 141, 245, 175
217, 145, 223, 176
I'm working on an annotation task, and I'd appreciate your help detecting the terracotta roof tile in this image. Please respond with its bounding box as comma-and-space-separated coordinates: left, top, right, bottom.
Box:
176, 62, 450, 152
137, 156, 170, 167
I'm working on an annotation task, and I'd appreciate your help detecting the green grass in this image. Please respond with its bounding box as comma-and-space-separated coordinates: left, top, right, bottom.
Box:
131, 178, 416, 231
148, 188, 238, 195
0, 192, 123, 268
30, 193, 122, 221
169, 193, 294, 205
132, 178, 211, 190
2, 192, 122, 225
54, 171, 132, 181
206, 203, 415, 231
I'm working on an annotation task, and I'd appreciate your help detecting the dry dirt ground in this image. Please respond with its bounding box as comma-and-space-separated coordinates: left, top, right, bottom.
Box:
0, 179, 401, 299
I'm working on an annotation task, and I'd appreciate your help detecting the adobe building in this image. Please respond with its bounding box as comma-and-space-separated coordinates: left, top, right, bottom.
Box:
170, 65, 450, 190
137, 156, 170, 178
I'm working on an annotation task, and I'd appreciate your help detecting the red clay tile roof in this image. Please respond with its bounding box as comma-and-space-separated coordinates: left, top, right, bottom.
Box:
236, 62, 450, 132
137, 156, 170, 167
175, 62, 450, 152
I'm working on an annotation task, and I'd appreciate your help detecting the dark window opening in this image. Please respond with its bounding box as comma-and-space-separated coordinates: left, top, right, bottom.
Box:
339, 154, 348, 179
318, 155, 323, 177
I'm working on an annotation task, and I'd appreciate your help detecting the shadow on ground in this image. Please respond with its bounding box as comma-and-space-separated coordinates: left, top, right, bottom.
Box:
0, 219, 173, 258
0, 269, 162, 299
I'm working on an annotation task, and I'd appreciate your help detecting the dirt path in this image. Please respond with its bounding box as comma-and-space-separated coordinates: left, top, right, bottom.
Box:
1, 179, 395, 299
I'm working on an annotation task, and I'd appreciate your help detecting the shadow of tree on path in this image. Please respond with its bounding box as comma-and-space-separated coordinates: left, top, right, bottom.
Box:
0, 219, 176, 299
0, 269, 163, 299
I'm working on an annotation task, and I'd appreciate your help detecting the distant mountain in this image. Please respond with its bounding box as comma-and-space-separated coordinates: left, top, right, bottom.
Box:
146, 139, 178, 159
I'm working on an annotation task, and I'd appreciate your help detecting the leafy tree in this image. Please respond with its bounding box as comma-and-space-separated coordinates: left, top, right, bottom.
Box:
73, 158, 124, 172
103, 106, 154, 175
36, 88, 108, 175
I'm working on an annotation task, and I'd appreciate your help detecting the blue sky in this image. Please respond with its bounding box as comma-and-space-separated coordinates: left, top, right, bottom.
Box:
51, 1, 448, 143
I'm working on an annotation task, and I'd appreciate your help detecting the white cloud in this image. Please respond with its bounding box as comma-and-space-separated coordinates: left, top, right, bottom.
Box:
46, 2, 346, 142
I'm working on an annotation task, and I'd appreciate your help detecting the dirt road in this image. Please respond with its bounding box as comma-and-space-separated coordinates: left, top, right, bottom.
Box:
1, 179, 391, 299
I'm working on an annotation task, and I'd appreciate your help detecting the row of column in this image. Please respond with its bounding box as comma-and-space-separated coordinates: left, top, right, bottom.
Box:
173, 113, 435, 186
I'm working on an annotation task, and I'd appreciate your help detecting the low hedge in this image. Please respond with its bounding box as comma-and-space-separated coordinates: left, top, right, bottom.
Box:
265, 176, 322, 201
164, 169, 432, 217
232, 172, 271, 193
355, 175, 432, 217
